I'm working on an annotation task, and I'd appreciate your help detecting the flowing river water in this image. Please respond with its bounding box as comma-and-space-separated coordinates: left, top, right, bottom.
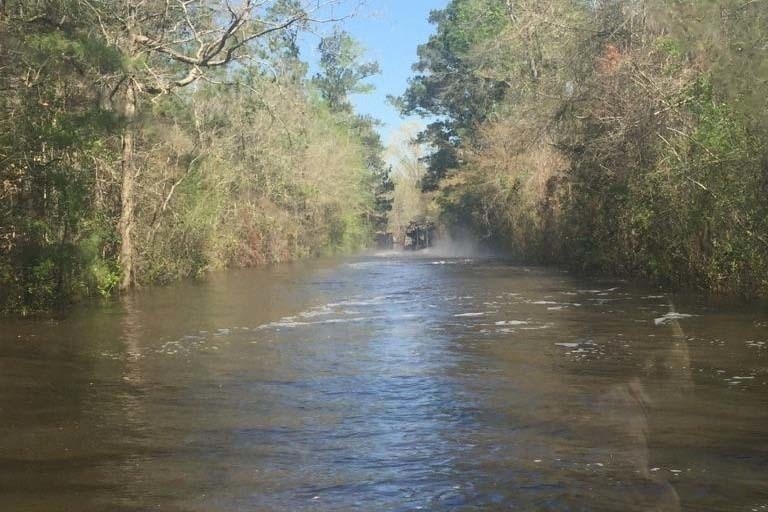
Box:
1, 254, 767, 511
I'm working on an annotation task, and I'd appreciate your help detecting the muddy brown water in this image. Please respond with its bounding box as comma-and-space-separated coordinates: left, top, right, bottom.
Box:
1, 254, 767, 511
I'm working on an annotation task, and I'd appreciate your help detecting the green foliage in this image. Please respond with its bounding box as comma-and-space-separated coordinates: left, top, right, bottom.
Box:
133, 70, 376, 285
89, 259, 121, 298
0, 2, 384, 315
439, 0, 508, 55
313, 28, 381, 114
655, 37, 683, 59
0, 3, 124, 314
405, 0, 768, 297
29, 32, 122, 74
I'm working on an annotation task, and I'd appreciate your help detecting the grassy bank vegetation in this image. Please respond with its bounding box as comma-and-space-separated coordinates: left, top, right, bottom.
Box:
0, 0, 389, 314
401, 0, 768, 295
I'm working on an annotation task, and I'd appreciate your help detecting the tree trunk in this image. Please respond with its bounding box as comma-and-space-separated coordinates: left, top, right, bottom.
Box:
118, 80, 137, 290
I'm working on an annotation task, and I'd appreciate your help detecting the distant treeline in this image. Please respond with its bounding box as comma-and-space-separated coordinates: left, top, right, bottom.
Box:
401, 0, 768, 296
0, 0, 391, 314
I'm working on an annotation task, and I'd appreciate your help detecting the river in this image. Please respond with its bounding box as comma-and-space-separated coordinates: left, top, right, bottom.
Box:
1, 254, 767, 511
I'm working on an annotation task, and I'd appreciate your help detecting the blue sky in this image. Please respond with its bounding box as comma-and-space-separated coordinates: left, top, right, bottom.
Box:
300, 0, 447, 145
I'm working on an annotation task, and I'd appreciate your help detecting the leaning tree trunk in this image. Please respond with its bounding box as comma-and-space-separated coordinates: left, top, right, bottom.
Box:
117, 80, 137, 290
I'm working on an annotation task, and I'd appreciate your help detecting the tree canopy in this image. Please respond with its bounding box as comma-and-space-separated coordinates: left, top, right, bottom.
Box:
0, 0, 388, 314
400, 0, 768, 295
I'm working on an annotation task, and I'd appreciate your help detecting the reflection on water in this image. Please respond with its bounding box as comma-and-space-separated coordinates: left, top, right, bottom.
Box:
1, 255, 767, 511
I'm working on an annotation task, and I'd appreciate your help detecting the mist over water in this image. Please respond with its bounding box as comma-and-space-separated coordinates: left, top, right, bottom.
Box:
423, 235, 487, 259
373, 232, 490, 260
1, 255, 767, 511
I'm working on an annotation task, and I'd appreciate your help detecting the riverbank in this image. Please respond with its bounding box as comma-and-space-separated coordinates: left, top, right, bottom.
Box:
0, 8, 391, 317
401, 0, 768, 300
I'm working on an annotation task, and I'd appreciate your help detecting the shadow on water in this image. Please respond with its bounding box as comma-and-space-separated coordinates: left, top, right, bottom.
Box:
0, 256, 767, 511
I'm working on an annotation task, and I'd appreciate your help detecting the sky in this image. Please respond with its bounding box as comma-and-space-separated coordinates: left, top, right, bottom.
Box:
299, 0, 448, 146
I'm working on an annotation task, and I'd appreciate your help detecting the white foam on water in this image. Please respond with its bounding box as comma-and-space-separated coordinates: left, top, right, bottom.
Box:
269, 293, 418, 328
344, 261, 377, 269
259, 315, 385, 330
588, 298, 617, 304
495, 320, 529, 326
431, 260, 463, 265
520, 325, 553, 330
326, 296, 388, 308
654, 312, 696, 325
157, 332, 212, 356
453, 312, 488, 317
297, 307, 335, 318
